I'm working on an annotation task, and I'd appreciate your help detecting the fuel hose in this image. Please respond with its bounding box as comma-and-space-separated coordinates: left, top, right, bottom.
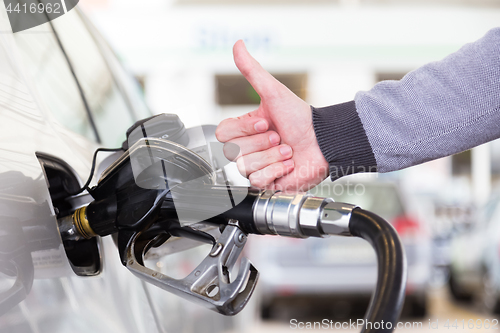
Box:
349, 208, 407, 333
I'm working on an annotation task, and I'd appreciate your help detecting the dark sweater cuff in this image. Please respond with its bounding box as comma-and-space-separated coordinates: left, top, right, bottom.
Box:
312, 101, 378, 180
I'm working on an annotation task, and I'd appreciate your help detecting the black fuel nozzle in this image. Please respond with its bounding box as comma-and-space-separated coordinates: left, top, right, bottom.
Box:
59, 113, 196, 241
60, 135, 215, 263
57, 114, 263, 315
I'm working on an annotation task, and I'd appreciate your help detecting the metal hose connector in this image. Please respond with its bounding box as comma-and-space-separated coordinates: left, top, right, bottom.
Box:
252, 191, 356, 238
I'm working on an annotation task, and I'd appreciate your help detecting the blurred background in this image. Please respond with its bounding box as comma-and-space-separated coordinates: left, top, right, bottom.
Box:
79, 0, 500, 331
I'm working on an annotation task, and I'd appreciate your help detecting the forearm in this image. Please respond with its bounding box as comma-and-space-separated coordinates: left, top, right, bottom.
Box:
313, 27, 500, 179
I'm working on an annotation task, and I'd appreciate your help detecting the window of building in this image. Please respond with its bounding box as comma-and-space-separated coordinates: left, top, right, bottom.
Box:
216, 73, 307, 106
375, 72, 408, 82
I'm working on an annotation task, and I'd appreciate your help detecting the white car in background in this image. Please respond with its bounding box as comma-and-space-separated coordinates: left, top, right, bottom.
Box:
449, 191, 500, 314
0, 5, 242, 333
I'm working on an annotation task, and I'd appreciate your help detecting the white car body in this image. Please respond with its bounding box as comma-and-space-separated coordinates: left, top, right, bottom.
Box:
0, 6, 241, 333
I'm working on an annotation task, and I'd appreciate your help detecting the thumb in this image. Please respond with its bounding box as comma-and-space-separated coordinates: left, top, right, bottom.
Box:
233, 40, 277, 99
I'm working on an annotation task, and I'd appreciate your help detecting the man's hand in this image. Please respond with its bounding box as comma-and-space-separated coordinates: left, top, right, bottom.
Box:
215, 40, 329, 191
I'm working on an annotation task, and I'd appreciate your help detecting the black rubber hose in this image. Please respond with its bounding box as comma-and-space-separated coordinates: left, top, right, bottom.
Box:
349, 208, 407, 333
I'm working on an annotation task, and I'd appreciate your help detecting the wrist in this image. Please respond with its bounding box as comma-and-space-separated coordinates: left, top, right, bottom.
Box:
311, 102, 378, 180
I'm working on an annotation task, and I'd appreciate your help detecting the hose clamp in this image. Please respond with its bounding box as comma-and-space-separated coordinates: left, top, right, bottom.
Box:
253, 190, 275, 235
319, 202, 357, 236
298, 196, 333, 238
267, 192, 309, 238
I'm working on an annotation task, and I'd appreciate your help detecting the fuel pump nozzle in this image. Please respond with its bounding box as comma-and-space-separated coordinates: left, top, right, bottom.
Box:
57, 113, 406, 331
58, 137, 261, 315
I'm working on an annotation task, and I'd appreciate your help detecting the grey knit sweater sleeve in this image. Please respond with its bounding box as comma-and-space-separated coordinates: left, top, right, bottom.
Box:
312, 27, 500, 180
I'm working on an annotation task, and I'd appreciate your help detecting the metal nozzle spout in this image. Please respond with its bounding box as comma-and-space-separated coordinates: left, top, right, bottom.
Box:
57, 206, 97, 241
